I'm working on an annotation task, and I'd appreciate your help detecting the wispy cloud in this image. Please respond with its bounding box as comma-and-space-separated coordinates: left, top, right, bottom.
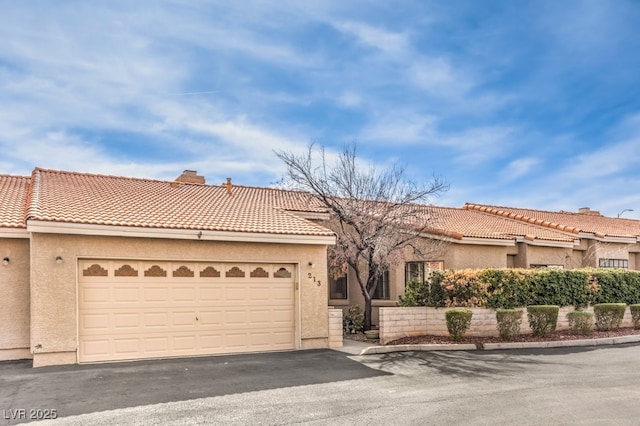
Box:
1, 1, 639, 218
500, 157, 541, 180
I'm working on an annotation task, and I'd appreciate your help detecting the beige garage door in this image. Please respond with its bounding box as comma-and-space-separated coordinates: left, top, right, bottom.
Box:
78, 259, 296, 363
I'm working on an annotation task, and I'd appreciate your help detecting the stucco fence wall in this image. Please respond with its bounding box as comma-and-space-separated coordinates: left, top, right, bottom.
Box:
379, 306, 636, 345
328, 308, 343, 348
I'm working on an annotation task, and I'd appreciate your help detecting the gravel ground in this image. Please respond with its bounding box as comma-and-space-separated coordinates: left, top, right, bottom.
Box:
345, 327, 640, 349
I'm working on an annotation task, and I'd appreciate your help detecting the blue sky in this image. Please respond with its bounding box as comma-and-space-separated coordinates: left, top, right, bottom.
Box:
1, 0, 640, 218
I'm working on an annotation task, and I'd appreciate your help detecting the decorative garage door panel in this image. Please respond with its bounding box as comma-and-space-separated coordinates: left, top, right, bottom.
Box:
78, 260, 296, 363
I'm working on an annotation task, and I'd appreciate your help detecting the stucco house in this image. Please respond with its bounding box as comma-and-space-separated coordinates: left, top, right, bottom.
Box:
1, 169, 335, 367
3, 167, 640, 365
328, 204, 640, 325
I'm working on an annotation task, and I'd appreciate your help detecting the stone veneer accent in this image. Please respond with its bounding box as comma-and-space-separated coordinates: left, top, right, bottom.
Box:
328, 308, 343, 348
379, 306, 635, 345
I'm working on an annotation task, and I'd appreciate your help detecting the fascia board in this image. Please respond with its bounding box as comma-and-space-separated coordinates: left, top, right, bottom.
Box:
289, 211, 331, 221
27, 220, 336, 245
420, 233, 515, 246
578, 232, 636, 244
517, 238, 577, 248
0, 228, 29, 238
458, 237, 515, 246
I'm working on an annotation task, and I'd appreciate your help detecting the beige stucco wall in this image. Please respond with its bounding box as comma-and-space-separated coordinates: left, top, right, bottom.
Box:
30, 233, 329, 366
443, 243, 510, 270
594, 242, 635, 268
523, 245, 573, 268
0, 237, 31, 360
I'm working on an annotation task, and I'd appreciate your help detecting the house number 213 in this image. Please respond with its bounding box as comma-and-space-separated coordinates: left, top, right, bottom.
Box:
307, 273, 321, 286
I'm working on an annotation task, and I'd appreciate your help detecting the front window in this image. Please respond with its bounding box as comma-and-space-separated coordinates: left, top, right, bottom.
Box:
372, 271, 390, 300
405, 261, 444, 283
598, 258, 628, 269
329, 274, 348, 299
530, 264, 564, 269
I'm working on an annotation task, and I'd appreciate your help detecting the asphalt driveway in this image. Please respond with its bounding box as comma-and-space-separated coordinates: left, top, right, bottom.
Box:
0, 349, 389, 425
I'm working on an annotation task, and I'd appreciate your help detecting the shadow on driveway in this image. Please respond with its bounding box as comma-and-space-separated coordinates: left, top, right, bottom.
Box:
0, 349, 389, 424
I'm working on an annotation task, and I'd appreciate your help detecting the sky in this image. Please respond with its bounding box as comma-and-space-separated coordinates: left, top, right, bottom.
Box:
1, 0, 640, 218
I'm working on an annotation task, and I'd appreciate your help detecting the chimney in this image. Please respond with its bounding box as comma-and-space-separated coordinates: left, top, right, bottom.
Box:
578, 207, 602, 216
225, 177, 232, 195
175, 170, 205, 184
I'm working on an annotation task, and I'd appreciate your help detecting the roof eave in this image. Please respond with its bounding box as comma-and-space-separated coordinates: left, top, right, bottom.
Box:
0, 227, 30, 238
514, 235, 578, 248
26, 220, 336, 245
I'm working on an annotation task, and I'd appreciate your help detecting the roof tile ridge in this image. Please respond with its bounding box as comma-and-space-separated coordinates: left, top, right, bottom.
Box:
225, 183, 313, 196
0, 173, 31, 179
33, 167, 225, 188
465, 202, 584, 236
24, 168, 40, 222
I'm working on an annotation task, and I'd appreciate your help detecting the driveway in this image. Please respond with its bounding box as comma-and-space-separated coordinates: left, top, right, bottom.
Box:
0, 349, 389, 425
3, 344, 640, 425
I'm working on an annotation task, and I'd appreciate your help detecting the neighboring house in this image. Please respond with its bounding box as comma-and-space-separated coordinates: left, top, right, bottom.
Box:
328, 204, 640, 325
0, 169, 335, 367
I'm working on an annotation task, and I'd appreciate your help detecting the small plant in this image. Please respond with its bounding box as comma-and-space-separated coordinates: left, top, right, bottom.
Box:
526, 305, 559, 337
496, 309, 523, 341
593, 303, 626, 331
445, 309, 473, 342
567, 311, 593, 335
631, 304, 640, 330
343, 305, 364, 333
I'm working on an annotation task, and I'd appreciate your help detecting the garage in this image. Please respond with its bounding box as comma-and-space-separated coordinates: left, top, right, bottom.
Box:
78, 259, 296, 363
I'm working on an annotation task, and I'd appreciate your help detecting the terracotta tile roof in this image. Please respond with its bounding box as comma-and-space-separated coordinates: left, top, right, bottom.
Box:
0, 174, 30, 229
26, 168, 334, 237
464, 203, 640, 239
422, 206, 578, 243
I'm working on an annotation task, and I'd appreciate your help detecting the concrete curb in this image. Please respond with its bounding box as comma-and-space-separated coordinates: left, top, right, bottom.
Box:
359, 343, 476, 355
357, 335, 640, 355
483, 334, 640, 350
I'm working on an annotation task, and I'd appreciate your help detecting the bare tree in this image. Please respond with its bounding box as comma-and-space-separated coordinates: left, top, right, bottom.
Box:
276, 143, 448, 330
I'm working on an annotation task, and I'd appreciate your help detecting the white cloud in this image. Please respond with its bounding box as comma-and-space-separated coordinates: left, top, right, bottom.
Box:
332, 21, 409, 56
500, 157, 541, 180
360, 111, 436, 144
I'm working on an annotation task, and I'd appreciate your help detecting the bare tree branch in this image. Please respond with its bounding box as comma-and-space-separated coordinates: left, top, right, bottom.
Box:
275, 143, 449, 330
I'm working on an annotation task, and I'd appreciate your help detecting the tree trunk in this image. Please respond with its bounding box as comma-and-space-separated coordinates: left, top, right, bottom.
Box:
364, 294, 372, 331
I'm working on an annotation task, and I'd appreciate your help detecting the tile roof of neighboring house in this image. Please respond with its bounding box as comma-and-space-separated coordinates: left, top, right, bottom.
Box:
0, 174, 31, 229
423, 206, 578, 243
464, 203, 640, 239
26, 168, 334, 237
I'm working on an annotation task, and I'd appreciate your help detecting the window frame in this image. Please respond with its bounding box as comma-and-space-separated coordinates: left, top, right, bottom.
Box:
598, 258, 629, 269
404, 260, 445, 284
328, 273, 348, 300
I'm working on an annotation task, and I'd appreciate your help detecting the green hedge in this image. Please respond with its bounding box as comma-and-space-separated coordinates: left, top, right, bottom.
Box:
630, 304, 640, 329
445, 309, 473, 341
527, 305, 559, 337
566, 311, 593, 335
593, 303, 626, 331
399, 268, 640, 309
496, 309, 523, 341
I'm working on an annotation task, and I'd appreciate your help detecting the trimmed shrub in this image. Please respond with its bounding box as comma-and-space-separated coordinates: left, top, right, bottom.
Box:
496, 309, 523, 341
344, 305, 364, 333
526, 305, 559, 337
593, 303, 626, 331
398, 272, 446, 308
398, 279, 428, 307
445, 309, 473, 342
566, 311, 593, 335
631, 304, 640, 330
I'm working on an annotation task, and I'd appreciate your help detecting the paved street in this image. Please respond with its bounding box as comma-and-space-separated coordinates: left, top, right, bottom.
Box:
2, 344, 640, 425
0, 349, 387, 426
